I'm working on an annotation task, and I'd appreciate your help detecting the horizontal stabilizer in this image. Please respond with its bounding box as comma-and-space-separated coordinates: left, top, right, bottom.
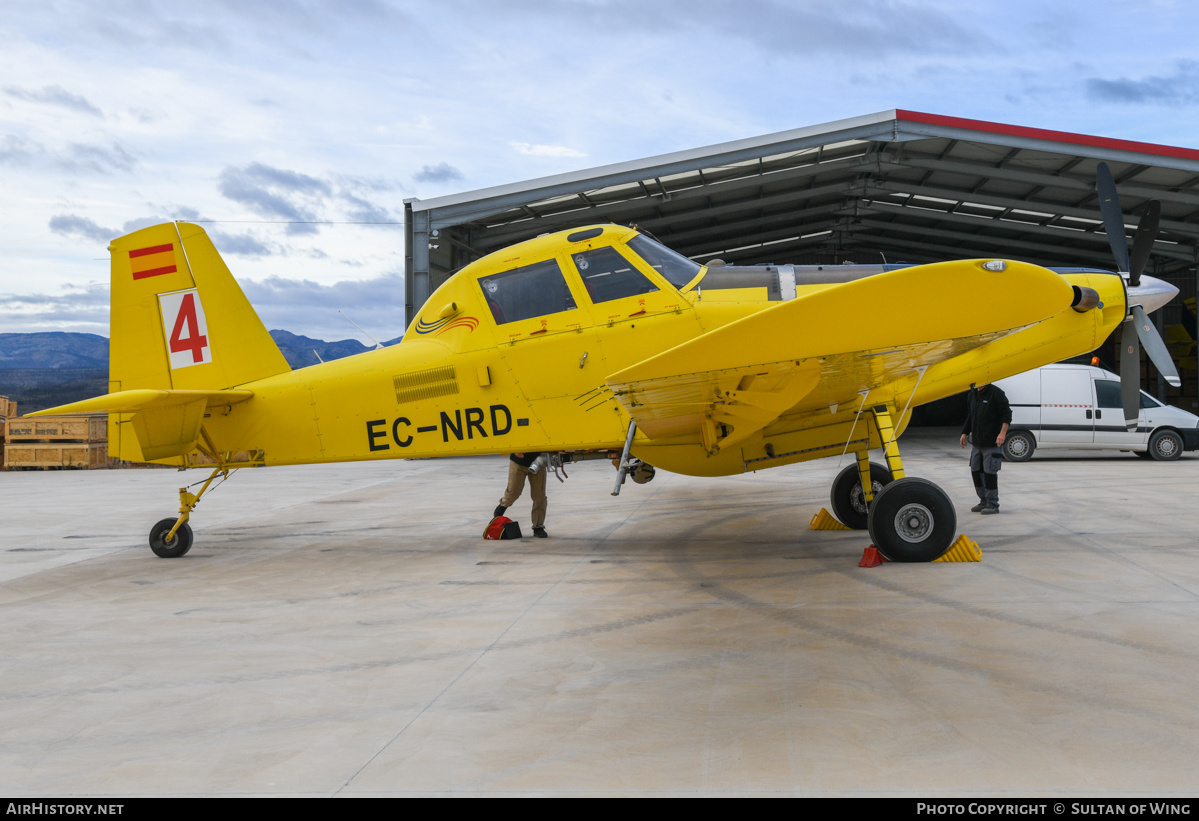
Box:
30, 389, 254, 462
29, 389, 253, 417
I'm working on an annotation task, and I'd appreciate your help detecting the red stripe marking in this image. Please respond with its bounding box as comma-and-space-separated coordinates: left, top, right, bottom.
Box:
895, 110, 1199, 162
132, 264, 178, 280
130, 244, 173, 258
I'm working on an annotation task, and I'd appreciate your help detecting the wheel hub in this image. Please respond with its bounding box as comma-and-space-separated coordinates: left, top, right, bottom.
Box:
1158, 438, 1178, 457
850, 480, 884, 515
894, 503, 934, 543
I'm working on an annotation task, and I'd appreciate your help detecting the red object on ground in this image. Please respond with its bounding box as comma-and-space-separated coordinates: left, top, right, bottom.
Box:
859, 546, 890, 567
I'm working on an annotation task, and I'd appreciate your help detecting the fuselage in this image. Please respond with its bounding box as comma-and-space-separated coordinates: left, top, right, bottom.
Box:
187, 225, 1127, 477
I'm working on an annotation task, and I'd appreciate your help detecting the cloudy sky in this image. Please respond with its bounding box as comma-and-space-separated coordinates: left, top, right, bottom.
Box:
3, 0, 1199, 342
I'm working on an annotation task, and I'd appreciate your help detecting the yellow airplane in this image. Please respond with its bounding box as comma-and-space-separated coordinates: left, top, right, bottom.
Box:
34, 175, 1179, 562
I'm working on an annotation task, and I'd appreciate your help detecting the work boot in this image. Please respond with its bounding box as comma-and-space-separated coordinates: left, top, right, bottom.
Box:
980, 505, 1000, 514
533, 526, 548, 538
970, 501, 988, 513
493, 505, 507, 517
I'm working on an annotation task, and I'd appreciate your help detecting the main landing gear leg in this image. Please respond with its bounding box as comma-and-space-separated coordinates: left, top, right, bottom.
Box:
148, 467, 224, 558
859, 404, 957, 562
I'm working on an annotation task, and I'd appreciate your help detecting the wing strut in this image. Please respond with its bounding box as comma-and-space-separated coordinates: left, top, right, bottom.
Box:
839, 390, 872, 465
887, 365, 928, 450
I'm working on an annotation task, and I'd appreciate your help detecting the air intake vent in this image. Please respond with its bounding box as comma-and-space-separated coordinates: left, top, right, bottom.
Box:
393, 366, 458, 404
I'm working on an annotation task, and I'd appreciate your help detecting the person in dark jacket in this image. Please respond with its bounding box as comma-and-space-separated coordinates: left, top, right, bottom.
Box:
493, 452, 548, 537
959, 383, 1012, 513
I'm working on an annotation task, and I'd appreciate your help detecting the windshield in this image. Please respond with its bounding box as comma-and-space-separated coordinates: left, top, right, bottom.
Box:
626, 234, 701, 289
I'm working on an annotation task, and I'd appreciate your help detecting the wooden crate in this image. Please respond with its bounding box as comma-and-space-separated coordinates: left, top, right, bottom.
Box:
0, 396, 14, 418
3, 442, 109, 470
4, 415, 107, 443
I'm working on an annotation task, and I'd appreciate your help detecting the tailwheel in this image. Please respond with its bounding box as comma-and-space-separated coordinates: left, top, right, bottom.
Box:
830, 462, 893, 529
149, 517, 193, 558
867, 478, 956, 562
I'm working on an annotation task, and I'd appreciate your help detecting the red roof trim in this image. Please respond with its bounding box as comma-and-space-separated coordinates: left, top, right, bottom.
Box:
895, 110, 1199, 162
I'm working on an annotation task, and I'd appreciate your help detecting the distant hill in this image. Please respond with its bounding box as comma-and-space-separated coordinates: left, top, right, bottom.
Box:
269, 330, 403, 369
0, 332, 109, 369
0, 330, 402, 415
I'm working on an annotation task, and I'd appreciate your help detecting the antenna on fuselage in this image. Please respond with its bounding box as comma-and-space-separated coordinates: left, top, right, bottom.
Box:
338, 310, 385, 350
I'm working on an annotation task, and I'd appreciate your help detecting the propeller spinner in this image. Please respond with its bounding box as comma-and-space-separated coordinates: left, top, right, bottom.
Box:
1095, 162, 1180, 429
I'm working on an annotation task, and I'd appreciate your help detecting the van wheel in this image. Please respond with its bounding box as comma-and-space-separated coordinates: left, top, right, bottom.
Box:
1001, 431, 1035, 462
1148, 429, 1183, 461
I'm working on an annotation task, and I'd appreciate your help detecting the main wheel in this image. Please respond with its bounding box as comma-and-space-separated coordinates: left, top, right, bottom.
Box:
1147, 429, 1183, 462
1001, 431, 1035, 462
830, 462, 893, 530
149, 518, 193, 558
867, 478, 957, 562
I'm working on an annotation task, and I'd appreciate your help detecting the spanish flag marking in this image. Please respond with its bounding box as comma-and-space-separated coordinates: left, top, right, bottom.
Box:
130, 243, 178, 280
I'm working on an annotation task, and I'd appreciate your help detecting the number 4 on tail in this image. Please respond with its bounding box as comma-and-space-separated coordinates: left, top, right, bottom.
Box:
159, 289, 212, 369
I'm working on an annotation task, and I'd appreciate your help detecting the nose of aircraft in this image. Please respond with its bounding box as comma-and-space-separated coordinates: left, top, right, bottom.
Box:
1126, 274, 1179, 314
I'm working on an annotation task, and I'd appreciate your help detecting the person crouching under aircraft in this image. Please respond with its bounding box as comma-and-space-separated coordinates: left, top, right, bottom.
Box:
494, 452, 548, 537
959, 382, 1012, 514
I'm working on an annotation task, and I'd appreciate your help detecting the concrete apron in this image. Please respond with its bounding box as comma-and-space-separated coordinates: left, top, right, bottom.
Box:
1, 429, 1197, 796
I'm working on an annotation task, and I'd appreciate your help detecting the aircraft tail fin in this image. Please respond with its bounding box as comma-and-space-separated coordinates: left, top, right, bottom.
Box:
108, 222, 290, 395
97, 222, 290, 463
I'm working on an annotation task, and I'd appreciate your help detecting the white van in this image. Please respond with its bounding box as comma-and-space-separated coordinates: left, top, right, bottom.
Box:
992, 364, 1199, 461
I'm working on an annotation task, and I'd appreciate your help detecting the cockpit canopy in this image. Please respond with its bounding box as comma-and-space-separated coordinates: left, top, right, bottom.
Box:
475, 228, 701, 326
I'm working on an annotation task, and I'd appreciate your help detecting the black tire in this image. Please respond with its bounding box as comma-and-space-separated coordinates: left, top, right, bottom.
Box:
149, 518, 193, 558
1001, 430, 1035, 462
1147, 429, 1183, 462
867, 478, 957, 562
830, 461, 893, 530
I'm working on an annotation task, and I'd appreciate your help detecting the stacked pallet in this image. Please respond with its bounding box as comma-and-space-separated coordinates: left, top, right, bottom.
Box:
3, 414, 110, 470
0, 396, 12, 466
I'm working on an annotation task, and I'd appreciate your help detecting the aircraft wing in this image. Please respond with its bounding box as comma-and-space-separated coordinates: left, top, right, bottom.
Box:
606, 259, 1073, 450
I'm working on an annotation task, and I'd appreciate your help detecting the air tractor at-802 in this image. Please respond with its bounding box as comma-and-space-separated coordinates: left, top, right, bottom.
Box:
36, 163, 1178, 563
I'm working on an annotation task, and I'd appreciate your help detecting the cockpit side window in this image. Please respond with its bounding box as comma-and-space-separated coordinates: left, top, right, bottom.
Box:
626, 234, 701, 288
478, 259, 577, 325
572, 246, 659, 303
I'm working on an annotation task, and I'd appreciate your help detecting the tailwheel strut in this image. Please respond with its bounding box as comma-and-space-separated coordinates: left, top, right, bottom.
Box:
148, 467, 226, 558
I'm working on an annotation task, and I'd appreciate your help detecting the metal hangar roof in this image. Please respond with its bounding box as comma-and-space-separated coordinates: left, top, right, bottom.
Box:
403, 109, 1199, 324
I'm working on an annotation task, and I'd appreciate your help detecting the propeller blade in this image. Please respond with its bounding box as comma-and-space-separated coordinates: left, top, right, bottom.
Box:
1096, 162, 1130, 272
1128, 200, 1161, 288
1120, 317, 1141, 430
1131, 304, 1182, 387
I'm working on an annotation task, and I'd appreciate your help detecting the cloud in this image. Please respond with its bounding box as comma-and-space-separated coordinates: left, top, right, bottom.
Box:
62, 142, 137, 173
217, 162, 400, 233
0, 283, 111, 334
218, 162, 326, 234
207, 229, 276, 256
0, 272, 407, 342
4, 84, 103, 117
510, 142, 587, 158
1085, 61, 1199, 105
239, 273, 407, 341
414, 162, 464, 183
0, 134, 42, 166
49, 214, 117, 243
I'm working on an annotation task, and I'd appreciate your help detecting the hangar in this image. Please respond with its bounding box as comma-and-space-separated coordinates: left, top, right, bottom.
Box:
404, 109, 1199, 407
